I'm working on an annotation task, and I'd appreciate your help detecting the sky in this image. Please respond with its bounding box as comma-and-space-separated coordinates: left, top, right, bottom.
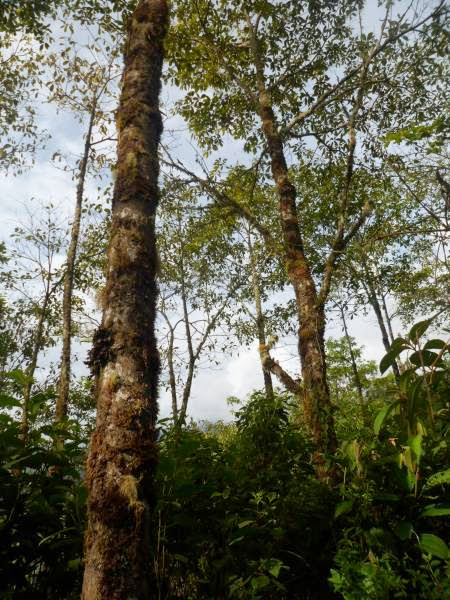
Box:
0, 0, 420, 423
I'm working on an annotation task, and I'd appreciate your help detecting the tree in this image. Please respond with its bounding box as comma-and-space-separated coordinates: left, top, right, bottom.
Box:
0, 1, 65, 35
81, 1, 168, 598
0, 33, 46, 172
45, 37, 121, 426
165, 0, 447, 473
158, 183, 242, 424
0, 205, 67, 437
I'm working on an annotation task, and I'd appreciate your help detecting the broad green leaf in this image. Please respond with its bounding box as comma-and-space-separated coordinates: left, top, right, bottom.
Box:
424, 469, 450, 490
267, 559, 283, 578
251, 575, 270, 590
335, 499, 354, 518
409, 434, 423, 462
409, 318, 433, 342
374, 400, 400, 435
374, 407, 388, 435
409, 350, 439, 367
238, 520, 255, 529
421, 504, 450, 518
423, 339, 446, 351
380, 349, 404, 374
393, 521, 413, 540
419, 533, 449, 559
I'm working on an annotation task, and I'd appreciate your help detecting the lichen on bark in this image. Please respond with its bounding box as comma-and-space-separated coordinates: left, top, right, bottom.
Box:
81, 2, 169, 599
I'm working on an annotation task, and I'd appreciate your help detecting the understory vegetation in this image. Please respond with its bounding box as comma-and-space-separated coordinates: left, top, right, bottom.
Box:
1, 321, 448, 599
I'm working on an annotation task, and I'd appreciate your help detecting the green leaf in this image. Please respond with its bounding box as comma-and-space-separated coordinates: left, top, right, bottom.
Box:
251, 575, 270, 590
409, 318, 433, 342
380, 349, 404, 374
393, 521, 413, 540
374, 400, 400, 435
0, 394, 21, 409
424, 469, 450, 490
335, 499, 354, 518
421, 504, 450, 518
423, 339, 446, 351
238, 520, 255, 529
267, 559, 283, 578
409, 350, 439, 367
419, 533, 449, 559
67, 558, 82, 570
374, 407, 389, 434
409, 434, 423, 462
229, 536, 244, 546
173, 553, 189, 563
5, 369, 33, 386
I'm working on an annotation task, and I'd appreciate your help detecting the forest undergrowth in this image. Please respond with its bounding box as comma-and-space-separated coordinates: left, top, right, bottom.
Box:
0, 319, 448, 599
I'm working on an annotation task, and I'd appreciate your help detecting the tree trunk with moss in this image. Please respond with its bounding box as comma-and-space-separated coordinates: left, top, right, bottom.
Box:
81, 2, 168, 599
246, 25, 337, 471
257, 95, 337, 466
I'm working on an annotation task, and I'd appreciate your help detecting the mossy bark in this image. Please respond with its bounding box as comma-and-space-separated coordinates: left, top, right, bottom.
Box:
81, 2, 168, 599
257, 95, 338, 471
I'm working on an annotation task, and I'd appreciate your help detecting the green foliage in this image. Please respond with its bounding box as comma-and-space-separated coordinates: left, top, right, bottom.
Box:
330, 320, 450, 599
153, 391, 336, 599
0, 383, 86, 599
0, 318, 448, 599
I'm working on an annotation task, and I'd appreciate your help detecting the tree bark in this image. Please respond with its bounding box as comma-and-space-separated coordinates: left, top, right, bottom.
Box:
161, 311, 178, 420
55, 98, 96, 426
256, 94, 337, 463
21, 285, 52, 439
247, 229, 274, 399
364, 270, 400, 378
339, 304, 369, 423
381, 293, 395, 345
81, 2, 168, 599
246, 20, 337, 469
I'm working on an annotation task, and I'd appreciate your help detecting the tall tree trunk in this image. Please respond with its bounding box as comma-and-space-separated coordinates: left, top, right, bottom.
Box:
177, 253, 194, 425
257, 97, 337, 463
247, 229, 274, 399
381, 293, 395, 345
247, 23, 337, 468
55, 98, 96, 426
161, 311, 178, 420
364, 271, 400, 378
22, 286, 52, 439
339, 304, 368, 422
81, 2, 168, 599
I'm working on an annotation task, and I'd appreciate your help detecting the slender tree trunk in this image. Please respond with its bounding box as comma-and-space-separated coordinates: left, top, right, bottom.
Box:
82, 3, 168, 599
22, 286, 51, 439
364, 273, 400, 378
381, 293, 395, 345
177, 252, 194, 424
55, 98, 96, 426
164, 315, 178, 420
339, 305, 369, 422
257, 95, 337, 463
247, 229, 274, 399
245, 21, 337, 467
